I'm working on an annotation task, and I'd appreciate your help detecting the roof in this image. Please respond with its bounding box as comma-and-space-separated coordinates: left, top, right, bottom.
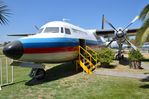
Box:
40, 21, 87, 32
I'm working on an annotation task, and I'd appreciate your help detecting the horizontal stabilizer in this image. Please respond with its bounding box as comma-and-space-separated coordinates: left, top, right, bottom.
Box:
7, 33, 35, 36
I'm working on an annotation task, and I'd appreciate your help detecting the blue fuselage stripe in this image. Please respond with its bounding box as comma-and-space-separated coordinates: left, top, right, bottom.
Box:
19, 38, 98, 48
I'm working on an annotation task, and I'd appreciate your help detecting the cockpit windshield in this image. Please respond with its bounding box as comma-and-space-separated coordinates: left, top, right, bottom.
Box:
44, 27, 59, 33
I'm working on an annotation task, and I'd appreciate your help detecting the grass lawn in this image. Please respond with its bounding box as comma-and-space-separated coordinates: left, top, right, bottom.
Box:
0, 48, 149, 99
0, 61, 148, 99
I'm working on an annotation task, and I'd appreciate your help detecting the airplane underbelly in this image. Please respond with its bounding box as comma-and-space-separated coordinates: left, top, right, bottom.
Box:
20, 51, 78, 63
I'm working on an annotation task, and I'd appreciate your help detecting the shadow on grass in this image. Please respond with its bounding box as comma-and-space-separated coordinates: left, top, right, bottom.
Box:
140, 84, 149, 89
25, 62, 79, 86
140, 76, 149, 82
99, 64, 117, 69
1, 80, 27, 88
142, 58, 149, 62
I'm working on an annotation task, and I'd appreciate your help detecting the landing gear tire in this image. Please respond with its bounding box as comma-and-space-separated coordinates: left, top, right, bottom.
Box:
29, 68, 46, 80
34, 69, 46, 80
121, 55, 124, 59
116, 54, 124, 60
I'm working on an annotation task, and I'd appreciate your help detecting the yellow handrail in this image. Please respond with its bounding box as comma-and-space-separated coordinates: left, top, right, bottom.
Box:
79, 53, 95, 68
79, 46, 97, 63
86, 46, 97, 55
77, 45, 98, 74
86, 46, 98, 64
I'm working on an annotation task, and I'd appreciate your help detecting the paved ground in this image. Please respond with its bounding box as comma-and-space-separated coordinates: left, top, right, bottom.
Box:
94, 62, 149, 79
142, 62, 149, 70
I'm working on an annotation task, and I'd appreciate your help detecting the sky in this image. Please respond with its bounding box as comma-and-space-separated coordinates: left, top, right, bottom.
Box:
0, 0, 148, 42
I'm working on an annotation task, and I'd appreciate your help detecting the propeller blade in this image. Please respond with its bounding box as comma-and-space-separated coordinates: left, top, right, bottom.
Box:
131, 16, 139, 23
106, 39, 115, 47
104, 18, 118, 32
125, 38, 137, 50
123, 16, 139, 31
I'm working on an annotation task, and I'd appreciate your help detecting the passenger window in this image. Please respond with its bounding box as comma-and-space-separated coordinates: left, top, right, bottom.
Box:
61, 27, 64, 33
65, 28, 71, 34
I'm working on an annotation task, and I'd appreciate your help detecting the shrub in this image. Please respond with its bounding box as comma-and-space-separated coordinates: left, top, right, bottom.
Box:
96, 48, 115, 67
128, 50, 144, 69
128, 50, 143, 61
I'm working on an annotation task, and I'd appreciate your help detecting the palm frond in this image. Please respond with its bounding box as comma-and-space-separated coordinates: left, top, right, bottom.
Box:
139, 4, 149, 21
0, 2, 10, 25
136, 4, 149, 46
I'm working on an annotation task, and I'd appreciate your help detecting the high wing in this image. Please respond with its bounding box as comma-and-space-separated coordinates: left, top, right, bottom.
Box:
96, 29, 114, 35
127, 28, 139, 36
7, 33, 35, 36
127, 28, 139, 33
95, 28, 139, 36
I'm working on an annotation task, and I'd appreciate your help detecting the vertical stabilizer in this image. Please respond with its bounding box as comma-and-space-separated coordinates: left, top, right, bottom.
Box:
102, 14, 104, 30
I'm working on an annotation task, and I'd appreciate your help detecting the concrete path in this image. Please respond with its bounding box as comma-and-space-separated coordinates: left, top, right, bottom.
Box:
142, 62, 149, 70
94, 70, 149, 79
94, 62, 149, 79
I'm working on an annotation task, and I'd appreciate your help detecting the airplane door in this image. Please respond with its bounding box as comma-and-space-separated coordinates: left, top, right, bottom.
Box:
79, 39, 86, 48
79, 39, 86, 55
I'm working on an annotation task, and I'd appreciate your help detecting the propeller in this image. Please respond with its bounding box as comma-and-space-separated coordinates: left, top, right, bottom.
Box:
104, 16, 139, 48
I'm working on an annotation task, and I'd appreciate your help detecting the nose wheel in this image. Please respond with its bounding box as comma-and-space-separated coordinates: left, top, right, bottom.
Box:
116, 53, 124, 60
29, 68, 46, 80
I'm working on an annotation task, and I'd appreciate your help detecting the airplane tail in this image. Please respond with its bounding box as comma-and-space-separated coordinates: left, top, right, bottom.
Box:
102, 14, 104, 30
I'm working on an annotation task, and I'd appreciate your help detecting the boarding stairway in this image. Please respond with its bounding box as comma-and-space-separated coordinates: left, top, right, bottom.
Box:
76, 46, 98, 74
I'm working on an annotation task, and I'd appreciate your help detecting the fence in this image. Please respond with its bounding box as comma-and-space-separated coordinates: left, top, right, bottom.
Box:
0, 56, 13, 90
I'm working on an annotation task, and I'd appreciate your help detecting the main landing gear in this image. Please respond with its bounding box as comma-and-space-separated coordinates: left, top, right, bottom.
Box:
116, 53, 124, 60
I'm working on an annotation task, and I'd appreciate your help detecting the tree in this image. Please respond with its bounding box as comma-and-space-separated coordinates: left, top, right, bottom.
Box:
0, 1, 10, 25
136, 4, 149, 46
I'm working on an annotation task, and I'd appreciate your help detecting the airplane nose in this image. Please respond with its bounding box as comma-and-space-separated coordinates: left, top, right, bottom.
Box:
3, 40, 24, 60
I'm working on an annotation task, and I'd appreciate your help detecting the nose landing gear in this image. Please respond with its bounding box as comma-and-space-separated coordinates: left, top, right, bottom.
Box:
11, 61, 46, 80
29, 68, 46, 80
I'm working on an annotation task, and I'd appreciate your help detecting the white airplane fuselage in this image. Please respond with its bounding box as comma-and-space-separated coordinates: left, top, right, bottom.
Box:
3, 21, 105, 63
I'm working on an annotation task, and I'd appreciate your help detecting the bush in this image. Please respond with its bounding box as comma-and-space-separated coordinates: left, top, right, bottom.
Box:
128, 50, 143, 61
128, 50, 144, 69
96, 48, 115, 67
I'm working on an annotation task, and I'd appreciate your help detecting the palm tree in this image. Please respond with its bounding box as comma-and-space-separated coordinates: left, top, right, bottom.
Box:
0, 1, 10, 25
135, 4, 149, 46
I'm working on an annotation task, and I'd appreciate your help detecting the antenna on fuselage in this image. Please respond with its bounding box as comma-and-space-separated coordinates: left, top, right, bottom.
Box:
62, 18, 70, 22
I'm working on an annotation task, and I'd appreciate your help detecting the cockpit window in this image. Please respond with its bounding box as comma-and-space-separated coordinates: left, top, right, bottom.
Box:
65, 28, 71, 34
38, 28, 43, 33
44, 27, 59, 33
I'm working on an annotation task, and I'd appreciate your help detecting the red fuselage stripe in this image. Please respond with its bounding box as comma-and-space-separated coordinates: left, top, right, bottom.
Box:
24, 47, 78, 54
